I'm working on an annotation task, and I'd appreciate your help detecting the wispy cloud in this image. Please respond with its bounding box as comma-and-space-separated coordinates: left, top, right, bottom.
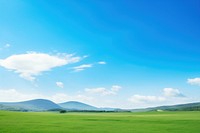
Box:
0, 52, 82, 81
187, 78, 200, 86
98, 61, 106, 65
4, 44, 10, 48
0, 44, 11, 51
111, 85, 121, 91
56, 82, 64, 88
85, 85, 121, 96
72, 61, 106, 72
72, 64, 93, 72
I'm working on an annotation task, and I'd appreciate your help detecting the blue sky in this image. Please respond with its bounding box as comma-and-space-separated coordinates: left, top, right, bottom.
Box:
0, 0, 200, 108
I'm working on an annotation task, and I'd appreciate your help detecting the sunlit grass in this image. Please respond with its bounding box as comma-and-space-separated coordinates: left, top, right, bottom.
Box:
0, 111, 200, 133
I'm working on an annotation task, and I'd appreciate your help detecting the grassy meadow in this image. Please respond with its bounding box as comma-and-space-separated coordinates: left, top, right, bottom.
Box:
0, 111, 200, 133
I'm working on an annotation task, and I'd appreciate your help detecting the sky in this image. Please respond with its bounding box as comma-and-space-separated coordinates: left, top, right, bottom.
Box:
0, 0, 200, 109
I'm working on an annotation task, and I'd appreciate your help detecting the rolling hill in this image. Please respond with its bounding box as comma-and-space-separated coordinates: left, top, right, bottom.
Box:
0, 99, 61, 111
1, 99, 200, 112
59, 101, 98, 110
150, 102, 200, 111
131, 102, 200, 112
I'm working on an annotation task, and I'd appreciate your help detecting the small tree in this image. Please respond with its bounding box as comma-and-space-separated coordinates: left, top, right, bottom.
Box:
59, 110, 67, 113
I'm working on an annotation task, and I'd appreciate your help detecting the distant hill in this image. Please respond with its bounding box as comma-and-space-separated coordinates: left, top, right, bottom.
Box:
59, 101, 98, 110
1, 99, 200, 112
0, 99, 61, 111
131, 102, 200, 112
151, 102, 200, 111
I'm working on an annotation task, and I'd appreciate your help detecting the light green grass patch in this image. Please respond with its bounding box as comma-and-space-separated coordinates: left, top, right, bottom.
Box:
0, 111, 200, 133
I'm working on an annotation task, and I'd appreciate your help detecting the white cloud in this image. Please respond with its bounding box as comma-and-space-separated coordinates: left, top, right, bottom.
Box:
72, 64, 93, 72
71, 61, 106, 72
56, 82, 64, 88
187, 78, 200, 86
50, 93, 93, 103
0, 52, 82, 81
51, 93, 69, 103
128, 88, 185, 106
85, 88, 115, 95
85, 85, 121, 96
98, 61, 106, 65
75, 94, 93, 101
111, 85, 122, 91
163, 88, 184, 97
0, 89, 93, 103
0, 89, 43, 102
128, 95, 166, 104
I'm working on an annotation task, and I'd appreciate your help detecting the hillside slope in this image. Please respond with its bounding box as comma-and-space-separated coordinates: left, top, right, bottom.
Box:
59, 101, 98, 110
0, 99, 61, 111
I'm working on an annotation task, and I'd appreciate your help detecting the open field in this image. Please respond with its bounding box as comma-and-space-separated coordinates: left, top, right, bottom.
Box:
0, 111, 200, 133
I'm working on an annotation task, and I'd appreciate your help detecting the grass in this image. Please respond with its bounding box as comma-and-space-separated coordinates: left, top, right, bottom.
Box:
0, 111, 200, 133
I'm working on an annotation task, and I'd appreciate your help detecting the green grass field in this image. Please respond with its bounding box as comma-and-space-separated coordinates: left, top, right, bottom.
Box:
0, 111, 200, 133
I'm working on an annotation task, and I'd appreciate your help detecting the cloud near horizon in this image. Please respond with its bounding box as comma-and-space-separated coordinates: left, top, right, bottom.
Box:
128, 95, 166, 104
128, 88, 185, 105
0, 89, 43, 102
0, 89, 93, 103
0, 52, 82, 81
0, 87, 196, 109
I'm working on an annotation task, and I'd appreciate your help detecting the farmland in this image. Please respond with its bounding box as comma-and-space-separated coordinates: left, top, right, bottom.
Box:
0, 111, 200, 133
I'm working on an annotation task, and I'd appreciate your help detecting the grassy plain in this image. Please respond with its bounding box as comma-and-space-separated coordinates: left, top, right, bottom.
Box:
0, 111, 200, 133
